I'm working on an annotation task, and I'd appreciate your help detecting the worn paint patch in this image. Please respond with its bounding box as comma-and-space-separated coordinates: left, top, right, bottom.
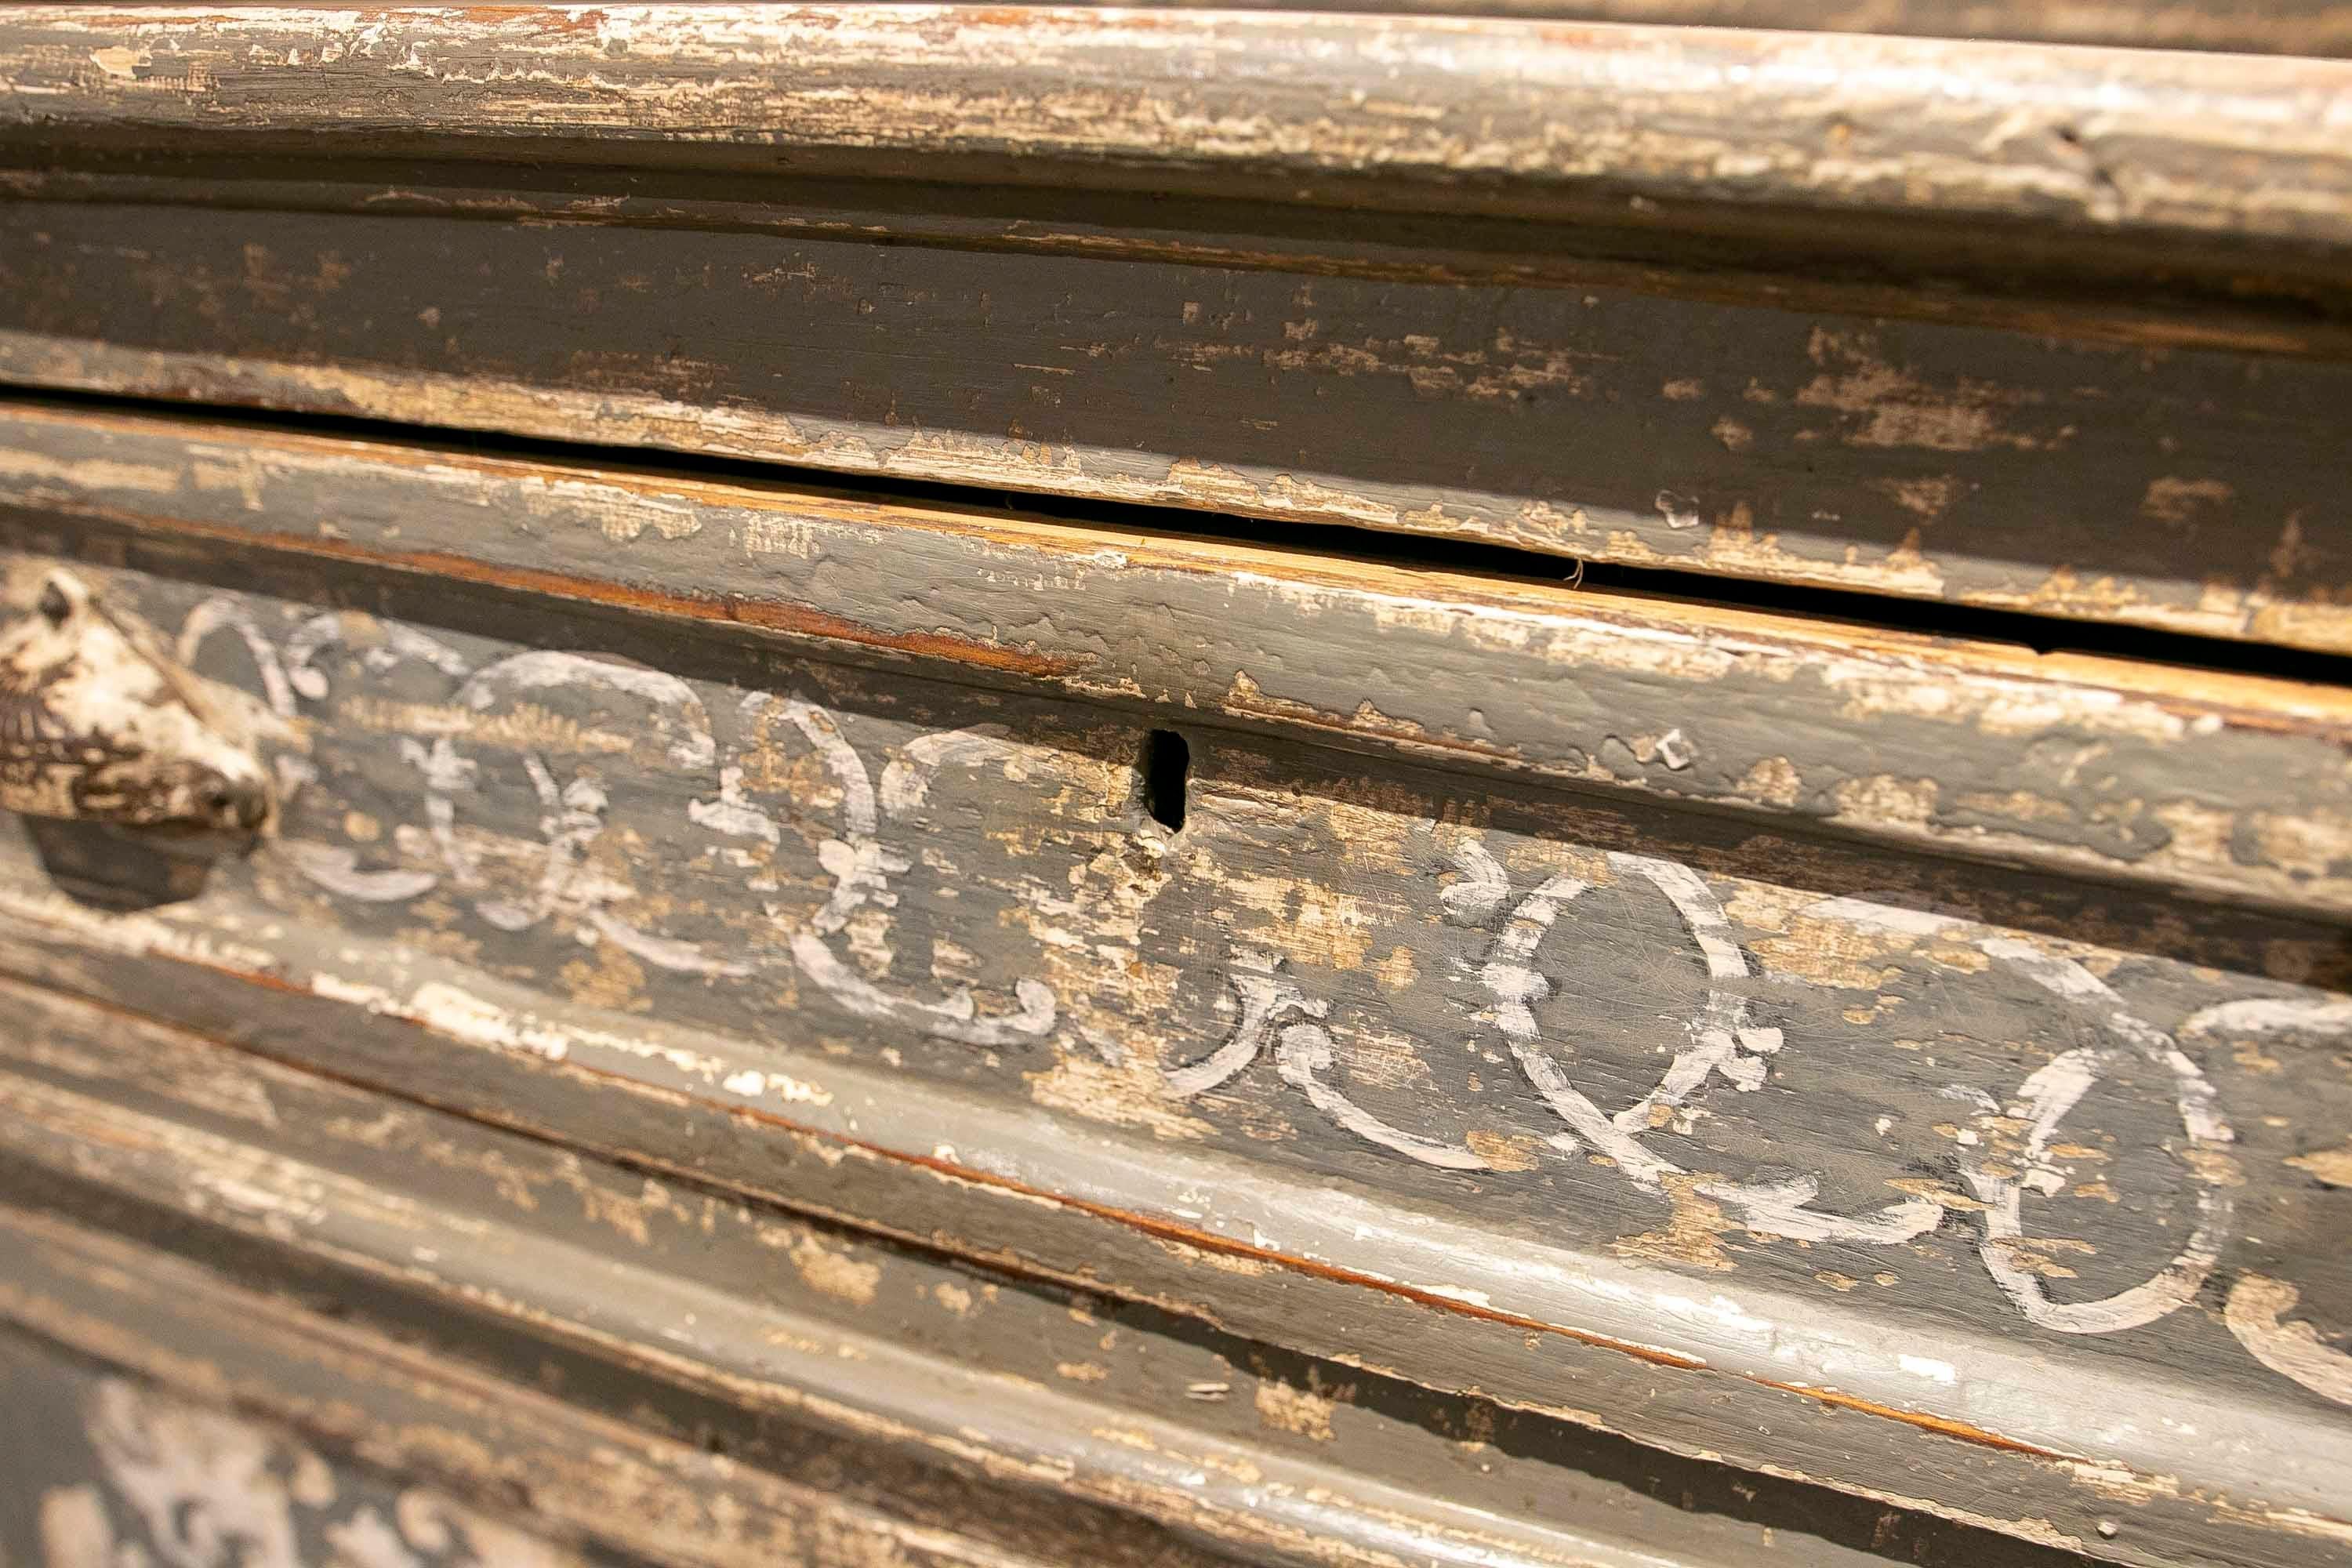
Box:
2287, 1143, 2352, 1188
1253, 1381, 1338, 1442
787, 1234, 883, 1307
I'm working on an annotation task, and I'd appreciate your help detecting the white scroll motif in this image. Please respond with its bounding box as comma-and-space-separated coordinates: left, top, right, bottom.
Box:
2181, 1000, 2352, 1405
419, 652, 748, 978
176, 599, 1061, 1041
1162, 949, 1323, 1098
1813, 901, 2237, 1334
1468, 847, 1941, 1243
175, 594, 318, 807
85, 1377, 303, 1568
706, 694, 1057, 1045
2225, 1274, 2352, 1410
67, 1376, 586, 1568
147, 592, 2348, 1388
1263, 849, 2241, 1334
264, 611, 467, 903
1163, 951, 1498, 1169
177, 597, 303, 722
1276, 1018, 1498, 1171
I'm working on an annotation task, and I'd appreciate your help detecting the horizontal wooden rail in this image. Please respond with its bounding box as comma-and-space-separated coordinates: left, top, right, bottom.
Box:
2, 6, 2350, 277
0, 980, 2016, 1568
0, 897, 2345, 1568
3, 400, 2350, 918
1071, 0, 2352, 56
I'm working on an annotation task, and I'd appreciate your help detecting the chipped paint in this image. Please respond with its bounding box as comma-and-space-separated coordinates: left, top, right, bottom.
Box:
2227, 1274, 2352, 1410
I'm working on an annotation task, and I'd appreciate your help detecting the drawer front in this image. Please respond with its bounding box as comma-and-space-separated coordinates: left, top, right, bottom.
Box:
5, 404, 2352, 916
2, 10, 2349, 1568
0, 417, 2344, 1566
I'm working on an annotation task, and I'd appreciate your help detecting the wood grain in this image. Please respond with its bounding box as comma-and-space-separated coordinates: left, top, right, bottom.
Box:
3, 404, 2350, 917
3, 198, 2351, 656
0, 964, 2345, 1568
2, 5, 2350, 271
0, 982, 2043, 1568
0, 1221, 1199, 1568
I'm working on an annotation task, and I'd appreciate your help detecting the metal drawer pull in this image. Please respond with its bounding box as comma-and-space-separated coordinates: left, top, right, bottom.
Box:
0, 569, 274, 906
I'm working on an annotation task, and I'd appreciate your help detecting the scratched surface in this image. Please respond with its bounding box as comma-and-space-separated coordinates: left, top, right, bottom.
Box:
5, 405, 2351, 920
2, 198, 2349, 655
0, 551, 2340, 1566
3, 6, 2351, 267
0, 10, 2348, 1562
0, 1203, 1258, 1568
0, 985, 2112, 1568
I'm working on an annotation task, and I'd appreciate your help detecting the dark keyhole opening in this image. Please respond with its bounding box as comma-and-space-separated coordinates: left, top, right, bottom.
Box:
1142, 729, 1189, 833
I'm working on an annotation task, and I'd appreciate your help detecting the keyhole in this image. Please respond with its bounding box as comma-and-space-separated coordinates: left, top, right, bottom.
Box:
1142, 729, 1189, 833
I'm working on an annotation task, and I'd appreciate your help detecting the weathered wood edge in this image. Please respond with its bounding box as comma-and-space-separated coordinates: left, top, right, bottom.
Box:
3, 160, 2346, 366
7, 181, 2351, 664
0, 1220, 1145, 1568
0, 983, 1928, 1568
2, 6, 2350, 275
0, 1222, 1074, 1568
1081, 0, 2352, 57
0, 867, 2340, 1568
5, 402, 2350, 920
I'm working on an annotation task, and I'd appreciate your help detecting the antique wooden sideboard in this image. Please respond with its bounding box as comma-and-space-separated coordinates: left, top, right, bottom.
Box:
0, 6, 2349, 1566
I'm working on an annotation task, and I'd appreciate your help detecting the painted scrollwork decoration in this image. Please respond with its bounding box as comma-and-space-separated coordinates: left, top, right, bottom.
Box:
1160, 833, 2334, 1407
13, 578, 2345, 1414
210, 601, 1063, 1040
30, 1376, 585, 1568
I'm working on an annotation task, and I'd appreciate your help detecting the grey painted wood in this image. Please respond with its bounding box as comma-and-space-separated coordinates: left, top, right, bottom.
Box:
0, 1330, 643, 1568
2, 405, 2347, 918
2, 199, 2351, 660
5, 3, 2350, 653
1, 7, 2348, 269
0, 13, 2344, 1563
0, 984, 2082, 1568
0, 1220, 1201, 1568
0, 550, 2341, 1567
1078, 0, 2352, 57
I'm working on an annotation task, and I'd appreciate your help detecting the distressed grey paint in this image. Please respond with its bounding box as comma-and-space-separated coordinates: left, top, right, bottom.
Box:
1, 201, 2347, 656
0, 1337, 622, 1568
0, 1220, 1198, 1568
0, 12, 2344, 1561
0, 554, 2342, 1566
2, 7, 2349, 269
0, 986, 2075, 1568
2, 408, 2350, 917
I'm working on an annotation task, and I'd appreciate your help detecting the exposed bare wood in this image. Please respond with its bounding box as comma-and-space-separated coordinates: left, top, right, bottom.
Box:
0, 1216, 1157, 1568
0, 5, 2349, 281
3, 412, 2350, 917
0, 548, 2343, 1567
0, 992, 1962, 1568
5, 191, 2349, 655
1080, 0, 2352, 56
0, 974, 2346, 1568
0, 10, 2346, 1566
